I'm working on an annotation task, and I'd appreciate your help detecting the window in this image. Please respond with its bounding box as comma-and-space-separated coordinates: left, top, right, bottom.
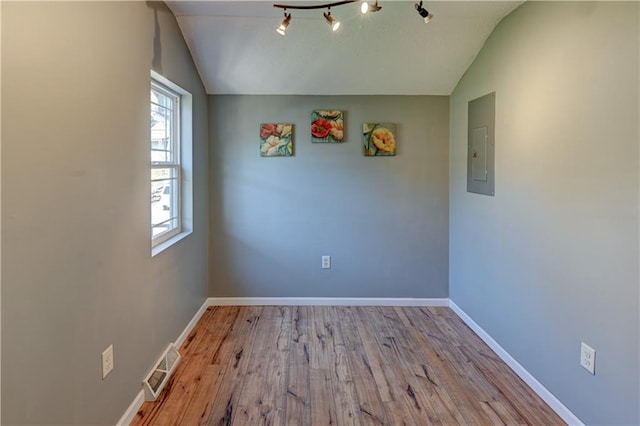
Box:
150, 71, 193, 254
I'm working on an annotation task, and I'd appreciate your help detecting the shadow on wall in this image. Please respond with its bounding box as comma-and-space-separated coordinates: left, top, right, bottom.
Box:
147, 1, 162, 73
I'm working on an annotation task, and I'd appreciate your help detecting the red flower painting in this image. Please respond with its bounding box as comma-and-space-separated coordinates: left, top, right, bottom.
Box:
311, 110, 344, 143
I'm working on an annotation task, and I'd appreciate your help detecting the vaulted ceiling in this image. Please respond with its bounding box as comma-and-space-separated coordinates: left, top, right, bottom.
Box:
165, 1, 522, 95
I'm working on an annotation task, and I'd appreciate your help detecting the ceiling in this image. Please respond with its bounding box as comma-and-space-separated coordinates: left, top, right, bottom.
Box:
165, 1, 522, 95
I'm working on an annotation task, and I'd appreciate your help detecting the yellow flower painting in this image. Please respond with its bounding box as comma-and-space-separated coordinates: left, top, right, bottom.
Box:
363, 123, 397, 156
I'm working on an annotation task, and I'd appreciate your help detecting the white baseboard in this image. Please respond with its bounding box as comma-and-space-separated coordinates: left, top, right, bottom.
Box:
116, 389, 144, 426
206, 297, 449, 307
176, 299, 211, 348
449, 300, 584, 426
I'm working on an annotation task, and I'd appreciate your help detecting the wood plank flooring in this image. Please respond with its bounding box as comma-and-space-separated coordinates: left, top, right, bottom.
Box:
132, 306, 564, 425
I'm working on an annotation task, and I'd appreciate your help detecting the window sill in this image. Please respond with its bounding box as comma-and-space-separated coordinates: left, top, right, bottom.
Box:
152, 230, 192, 257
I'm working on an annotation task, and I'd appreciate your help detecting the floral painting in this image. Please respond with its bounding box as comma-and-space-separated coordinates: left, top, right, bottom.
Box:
363, 123, 397, 156
311, 110, 344, 143
260, 123, 293, 157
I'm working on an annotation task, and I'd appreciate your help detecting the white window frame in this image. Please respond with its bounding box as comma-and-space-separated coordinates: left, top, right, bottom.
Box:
150, 71, 193, 256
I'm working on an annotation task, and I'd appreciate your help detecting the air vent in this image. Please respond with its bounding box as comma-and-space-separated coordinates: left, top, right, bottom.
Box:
142, 343, 181, 401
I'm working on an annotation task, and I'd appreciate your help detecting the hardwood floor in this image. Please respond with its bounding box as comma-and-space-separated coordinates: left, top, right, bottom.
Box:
132, 306, 564, 425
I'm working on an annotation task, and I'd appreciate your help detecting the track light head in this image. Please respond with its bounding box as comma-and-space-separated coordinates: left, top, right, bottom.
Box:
276, 11, 292, 35
361, 1, 381, 14
415, 1, 433, 23
323, 10, 340, 31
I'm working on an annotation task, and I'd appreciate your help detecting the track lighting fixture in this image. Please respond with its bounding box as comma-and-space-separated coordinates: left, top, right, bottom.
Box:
272, 0, 433, 35
323, 10, 341, 31
415, 1, 433, 23
361, 1, 381, 14
276, 11, 291, 35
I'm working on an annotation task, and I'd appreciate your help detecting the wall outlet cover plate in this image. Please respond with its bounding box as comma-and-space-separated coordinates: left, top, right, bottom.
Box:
102, 344, 114, 379
580, 342, 595, 375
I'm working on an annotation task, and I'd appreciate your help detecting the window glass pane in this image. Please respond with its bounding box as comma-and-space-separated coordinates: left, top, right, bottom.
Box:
151, 146, 172, 163
151, 167, 179, 238
152, 90, 172, 109
151, 88, 175, 163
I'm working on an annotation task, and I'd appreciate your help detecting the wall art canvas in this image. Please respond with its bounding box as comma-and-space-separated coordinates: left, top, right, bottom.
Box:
260, 123, 294, 157
311, 110, 344, 143
363, 123, 397, 156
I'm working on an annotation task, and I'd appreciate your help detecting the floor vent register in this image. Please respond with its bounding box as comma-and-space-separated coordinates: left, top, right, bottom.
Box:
142, 343, 181, 401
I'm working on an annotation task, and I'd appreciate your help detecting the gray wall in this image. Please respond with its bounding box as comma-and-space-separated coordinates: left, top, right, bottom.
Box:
449, 2, 639, 424
209, 95, 449, 298
2, 2, 209, 424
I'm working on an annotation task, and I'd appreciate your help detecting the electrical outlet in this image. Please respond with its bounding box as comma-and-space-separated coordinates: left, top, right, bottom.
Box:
580, 342, 595, 375
102, 344, 114, 379
322, 255, 331, 269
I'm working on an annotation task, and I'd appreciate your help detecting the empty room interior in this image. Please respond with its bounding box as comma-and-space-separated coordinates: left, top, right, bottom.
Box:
2, 1, 639, 425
